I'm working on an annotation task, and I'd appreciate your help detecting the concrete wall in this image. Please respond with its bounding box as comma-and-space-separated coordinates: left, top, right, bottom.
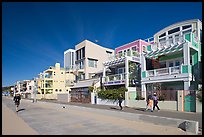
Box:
196, 99, 202, 112
36, 94, 57, 100
57, 93, 68, 102
127, 100, 177, 111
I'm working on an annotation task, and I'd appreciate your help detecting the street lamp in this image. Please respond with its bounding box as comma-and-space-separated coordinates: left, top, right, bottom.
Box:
33, 77, 38, 103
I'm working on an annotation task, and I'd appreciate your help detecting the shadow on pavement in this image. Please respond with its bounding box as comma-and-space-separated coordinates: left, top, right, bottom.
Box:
17, 108, 25, 112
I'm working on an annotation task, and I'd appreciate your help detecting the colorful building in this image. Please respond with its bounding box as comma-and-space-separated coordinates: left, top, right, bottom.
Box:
138, 19, 202, 112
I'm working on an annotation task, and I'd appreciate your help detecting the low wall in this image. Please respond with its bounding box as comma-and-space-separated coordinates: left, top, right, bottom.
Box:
196, 99, 202, 112
36, 94, 57, 100
96, 98, 125, 106
127, 100, 177, 111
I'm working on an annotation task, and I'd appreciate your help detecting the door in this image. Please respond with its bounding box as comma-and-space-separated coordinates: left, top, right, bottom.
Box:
184, 94, 196, 112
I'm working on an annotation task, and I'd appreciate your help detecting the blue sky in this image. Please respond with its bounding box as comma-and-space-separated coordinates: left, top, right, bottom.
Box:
2, 2, 202, 87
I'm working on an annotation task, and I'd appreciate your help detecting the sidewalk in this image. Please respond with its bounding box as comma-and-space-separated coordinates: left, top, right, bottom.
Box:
39, 99, 202, 132
2, 102, 39, 135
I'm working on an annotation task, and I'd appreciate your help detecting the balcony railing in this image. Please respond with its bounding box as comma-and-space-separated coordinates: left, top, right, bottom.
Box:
65, 65, 84, 71
108, 50, 140, 60
146, 66, 181, 77
104, 73, 126, 82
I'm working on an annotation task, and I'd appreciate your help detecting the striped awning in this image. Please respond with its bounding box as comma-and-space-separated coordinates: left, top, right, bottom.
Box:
104, 57, 125, 66
145, 42, 185, 59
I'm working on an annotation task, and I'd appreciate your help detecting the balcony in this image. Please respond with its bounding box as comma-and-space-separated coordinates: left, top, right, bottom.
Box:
103, 73, 126, 83
65, 65, 84, 72
146, 66, 181, 77
108, 50, 140, 61
142, 65, 192, 83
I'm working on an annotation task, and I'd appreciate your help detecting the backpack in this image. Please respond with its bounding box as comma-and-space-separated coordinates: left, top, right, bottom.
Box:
14, 96, 20, 102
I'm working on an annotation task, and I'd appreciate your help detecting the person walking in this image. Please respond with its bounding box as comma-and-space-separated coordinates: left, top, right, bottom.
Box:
118, 94, 123, 110
153, 92, 160, 111
13, 92, 21, 112
145, 92, 153, 111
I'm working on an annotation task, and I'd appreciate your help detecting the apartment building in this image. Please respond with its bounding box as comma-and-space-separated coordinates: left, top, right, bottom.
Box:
101, 39, 150, 106
69, 40, 115, 103
73, 40, 115, 80
64, 49, 76, 72
140, 19, 202, 112
38, 63, 66, 99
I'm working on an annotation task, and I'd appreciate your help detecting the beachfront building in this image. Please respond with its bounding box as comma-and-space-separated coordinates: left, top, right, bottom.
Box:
69, 40, 115, 103
37, 63, 66, 99
139, 19, 202, 112
64, 49, 76, 73
101, 39, 150, 106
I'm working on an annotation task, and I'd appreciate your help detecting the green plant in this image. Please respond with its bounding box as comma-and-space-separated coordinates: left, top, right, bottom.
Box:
98, 87, 127, 102
88, 86, 94, 92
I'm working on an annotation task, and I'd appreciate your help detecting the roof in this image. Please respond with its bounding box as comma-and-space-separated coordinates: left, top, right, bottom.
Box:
71, 79, 97, 89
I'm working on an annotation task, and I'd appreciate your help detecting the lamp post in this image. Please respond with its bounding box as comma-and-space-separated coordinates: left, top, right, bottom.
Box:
33, 77, 37, 103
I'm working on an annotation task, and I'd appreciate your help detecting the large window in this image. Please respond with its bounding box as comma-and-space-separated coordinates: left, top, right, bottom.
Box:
182, 25, 192, 30
76, 47, 85, 60
168, 27, 180, 35
88, 58, 98, 68
159, 32, 166, 38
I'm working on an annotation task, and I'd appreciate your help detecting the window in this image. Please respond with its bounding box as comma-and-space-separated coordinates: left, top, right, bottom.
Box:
200, 29, 202, 41
159, 62, 166, 68
175, 60, 180, 66
182, 25, 192, 30
118, 68, 125, 74
118, 51, 122, 57
169, 62, 174, 67
168, 36, 173, 44
88, 58, 98, 68
29, 86, 32, 90
175, 34, 180, 43
82, 47, 85, 58
159, 32, 166, 38
106, 51, 112, 54
59, 89, 62, 92
55, 89, 58, 92
168, 27, 180, 35
132, 47, 136, 51
183, 29, 192, 35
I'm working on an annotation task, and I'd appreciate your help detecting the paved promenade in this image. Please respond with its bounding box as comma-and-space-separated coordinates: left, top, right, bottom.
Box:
2, 96, 201, 135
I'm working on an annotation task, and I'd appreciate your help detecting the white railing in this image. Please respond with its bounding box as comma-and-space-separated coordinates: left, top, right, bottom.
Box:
108, 50, 140, 60
104, 73, 126, 82
146, 66, 181, 77
65, 65, 84, 71
158, 35, 185, 49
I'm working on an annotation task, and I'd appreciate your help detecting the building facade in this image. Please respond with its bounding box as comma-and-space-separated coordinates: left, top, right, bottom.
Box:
139, 19, 202, 112
64, 49, 76, 72
38, 63, 66, 99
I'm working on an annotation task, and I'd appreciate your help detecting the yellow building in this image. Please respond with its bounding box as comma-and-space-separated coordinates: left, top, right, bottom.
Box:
37, 63, 66, 99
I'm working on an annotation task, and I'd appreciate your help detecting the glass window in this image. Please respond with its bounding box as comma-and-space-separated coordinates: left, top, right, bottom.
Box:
132, 47, 136, 51
159, 32, 166, 38
175, 60, 180, 66
159, 62, 166, 68
168, 27, 180, 35
118, 68, 124, 74
182, 25, 192, 30
82, 47, 85, 58
169, 62, 174, 67
88, 59, 97, 68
